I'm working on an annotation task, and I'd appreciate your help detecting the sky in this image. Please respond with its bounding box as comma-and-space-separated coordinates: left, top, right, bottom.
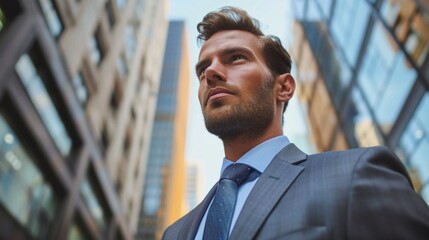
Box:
167, 0, 311, 198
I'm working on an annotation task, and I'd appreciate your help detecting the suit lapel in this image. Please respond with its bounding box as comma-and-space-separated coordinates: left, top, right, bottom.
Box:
178, 184, 217, 240
230, 144, 307, 239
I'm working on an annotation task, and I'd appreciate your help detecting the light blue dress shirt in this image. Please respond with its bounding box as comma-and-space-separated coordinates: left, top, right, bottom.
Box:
195, 135, 290, 239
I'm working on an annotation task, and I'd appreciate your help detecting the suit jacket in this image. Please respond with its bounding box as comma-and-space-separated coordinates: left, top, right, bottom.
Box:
163, 144, 429, 239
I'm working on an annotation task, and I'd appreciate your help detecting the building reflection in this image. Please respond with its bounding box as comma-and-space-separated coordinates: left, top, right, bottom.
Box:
292, 0, 429, 202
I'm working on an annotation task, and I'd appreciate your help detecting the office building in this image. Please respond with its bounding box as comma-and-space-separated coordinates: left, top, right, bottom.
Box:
137, 20, 190, 240
292, 0, 429, 202
0, 0, 168, 239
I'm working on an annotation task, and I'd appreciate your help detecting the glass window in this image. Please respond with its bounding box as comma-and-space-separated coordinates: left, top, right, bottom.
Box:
89, 29, 104, 65
15, 54, 72, 156
0, 6, 5, 32
67, 219, 88, 240
405, 14, 429, 67
80, 178, 109, 233
331, 0, 370, 66
38, 0, 63, 37
117, 55, 128, 79
346, 88, 384, 147
315, 0, 332, 21
358, 21, 416, 135
105, 1, 116, 29
125, 25, 136, 60
0, 112, 58, 238
116, 0, 126, 9
398, 92, 429, 204
72, 72, 89, 106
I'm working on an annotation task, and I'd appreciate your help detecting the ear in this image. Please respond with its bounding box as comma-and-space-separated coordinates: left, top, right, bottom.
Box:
275, 73, 295, 103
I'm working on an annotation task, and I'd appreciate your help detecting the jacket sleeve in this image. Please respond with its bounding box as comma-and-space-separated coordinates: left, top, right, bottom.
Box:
348, 146, 429, 239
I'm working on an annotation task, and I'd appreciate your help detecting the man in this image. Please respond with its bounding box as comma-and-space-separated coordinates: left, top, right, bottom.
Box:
163, 6, 429, 240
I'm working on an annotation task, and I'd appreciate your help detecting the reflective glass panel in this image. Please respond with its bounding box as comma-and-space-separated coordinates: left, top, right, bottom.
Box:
80, 178, 108, 232
15, 54, 72, 156
72, 72, 88, 106
117, 55, 128, 79
346, 88, 384, 147
358, 21, 416, 135
398, 92, 429, 204
67, 221, 88, 240
0, 7, 5, 32
125, 25, 136, 60
331, 0, 370, 65
38, 0, 63, 37
89, 36, 102, 65
0, 113, 58, 238
116, 0, 126, 9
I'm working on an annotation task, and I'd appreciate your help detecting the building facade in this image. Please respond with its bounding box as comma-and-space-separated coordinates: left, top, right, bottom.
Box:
292, 0, 429, 202
0, 0, 168, 239
137, 20, 190, 240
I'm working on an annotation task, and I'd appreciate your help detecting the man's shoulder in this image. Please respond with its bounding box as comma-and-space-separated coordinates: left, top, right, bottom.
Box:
307, 145, 394, 161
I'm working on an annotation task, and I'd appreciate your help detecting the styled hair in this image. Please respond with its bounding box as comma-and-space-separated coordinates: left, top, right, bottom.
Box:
197, 6, 292, 112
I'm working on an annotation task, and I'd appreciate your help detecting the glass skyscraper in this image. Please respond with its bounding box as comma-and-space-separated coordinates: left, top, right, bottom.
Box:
292, 0, 429, 202
138, 20, 190, 240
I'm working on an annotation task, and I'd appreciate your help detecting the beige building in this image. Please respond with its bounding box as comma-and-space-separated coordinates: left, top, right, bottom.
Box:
0, 0, 168, 239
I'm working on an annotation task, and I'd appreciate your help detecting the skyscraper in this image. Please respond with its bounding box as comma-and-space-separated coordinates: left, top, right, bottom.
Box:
138, 20, 190, 240
0, 0, 168, 239
292, 0, 429, 203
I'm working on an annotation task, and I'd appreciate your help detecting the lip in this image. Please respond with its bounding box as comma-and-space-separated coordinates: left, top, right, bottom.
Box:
206, 87, 233, 104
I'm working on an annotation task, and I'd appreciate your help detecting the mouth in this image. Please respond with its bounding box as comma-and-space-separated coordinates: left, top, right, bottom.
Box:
205, 87, 234, 105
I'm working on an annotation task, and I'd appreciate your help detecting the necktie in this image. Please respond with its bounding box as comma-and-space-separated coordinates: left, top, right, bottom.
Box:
203, 163, 261, 240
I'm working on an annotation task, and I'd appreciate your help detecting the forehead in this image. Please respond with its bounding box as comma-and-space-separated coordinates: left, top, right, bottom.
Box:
199, 30, 263, 59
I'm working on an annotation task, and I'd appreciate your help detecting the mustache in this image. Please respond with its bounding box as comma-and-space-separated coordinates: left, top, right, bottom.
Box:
203, 82, 238, 106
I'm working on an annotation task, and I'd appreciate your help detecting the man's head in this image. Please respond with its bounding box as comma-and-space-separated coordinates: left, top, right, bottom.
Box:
196, 7, 295, 140
197, 7, 293, 92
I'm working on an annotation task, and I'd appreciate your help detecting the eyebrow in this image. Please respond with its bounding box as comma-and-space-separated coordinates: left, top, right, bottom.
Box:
195, 47, 253, 75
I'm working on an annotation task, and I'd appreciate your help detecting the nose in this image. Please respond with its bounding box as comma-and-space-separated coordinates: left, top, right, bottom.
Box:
205, 60, 226, 83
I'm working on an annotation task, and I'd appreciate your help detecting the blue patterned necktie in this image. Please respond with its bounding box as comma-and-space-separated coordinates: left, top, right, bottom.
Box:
203, 163, 261, 240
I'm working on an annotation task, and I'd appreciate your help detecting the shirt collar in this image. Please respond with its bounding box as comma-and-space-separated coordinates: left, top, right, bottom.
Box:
220, 135, 290, 176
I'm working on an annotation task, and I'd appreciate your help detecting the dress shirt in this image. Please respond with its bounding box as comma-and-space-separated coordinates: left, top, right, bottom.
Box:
195, 135, 290, 239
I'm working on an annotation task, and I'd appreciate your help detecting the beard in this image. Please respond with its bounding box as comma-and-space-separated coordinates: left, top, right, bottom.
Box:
202, 78, 275, 140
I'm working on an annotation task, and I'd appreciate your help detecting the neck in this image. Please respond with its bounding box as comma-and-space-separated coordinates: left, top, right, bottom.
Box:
222, 127, 282, 161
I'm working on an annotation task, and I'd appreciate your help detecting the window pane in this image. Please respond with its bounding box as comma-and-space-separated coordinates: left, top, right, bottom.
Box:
38, 0, 63, 37
116, 0, 126, 9
80, 178, 108, 232
89, 35, 102, 65
72, 72, 88, 106
346, 88, 384, 147
0, 113, 58, 238
15, 54, 72, 156
357, 21, 416, 135
67, 221, 88, 240
105, 1, 116, 29
117, 55, 128, 79
398, 92, 429, 205
125, 25, 136, 60
0, 6, 5, 32
331, 0, 370, 65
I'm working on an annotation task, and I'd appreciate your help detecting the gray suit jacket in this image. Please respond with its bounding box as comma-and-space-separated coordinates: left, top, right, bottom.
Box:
163, 144, 429, 239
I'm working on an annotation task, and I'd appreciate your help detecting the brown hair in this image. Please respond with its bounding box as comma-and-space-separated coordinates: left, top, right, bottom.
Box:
197, 6, 292, 112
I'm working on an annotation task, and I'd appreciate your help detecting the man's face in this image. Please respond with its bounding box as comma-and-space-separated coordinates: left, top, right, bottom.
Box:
196, 30, 276, 139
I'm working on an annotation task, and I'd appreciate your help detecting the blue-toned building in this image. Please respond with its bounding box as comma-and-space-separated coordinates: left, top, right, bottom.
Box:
138, 20, 190, 240
292, 0, 429, 202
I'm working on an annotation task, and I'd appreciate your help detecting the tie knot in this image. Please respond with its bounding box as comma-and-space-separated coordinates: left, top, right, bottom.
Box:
221, 163, 260, 187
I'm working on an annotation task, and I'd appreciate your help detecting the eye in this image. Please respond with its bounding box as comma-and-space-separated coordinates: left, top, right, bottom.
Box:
198, 67, 207, 81
231, 55, 246, 62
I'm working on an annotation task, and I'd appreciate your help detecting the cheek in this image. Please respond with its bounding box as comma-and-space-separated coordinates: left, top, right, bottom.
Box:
197, 85, 204, 105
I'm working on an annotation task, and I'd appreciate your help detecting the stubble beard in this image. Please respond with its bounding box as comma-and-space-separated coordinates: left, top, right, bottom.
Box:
202, 79, 275, 141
